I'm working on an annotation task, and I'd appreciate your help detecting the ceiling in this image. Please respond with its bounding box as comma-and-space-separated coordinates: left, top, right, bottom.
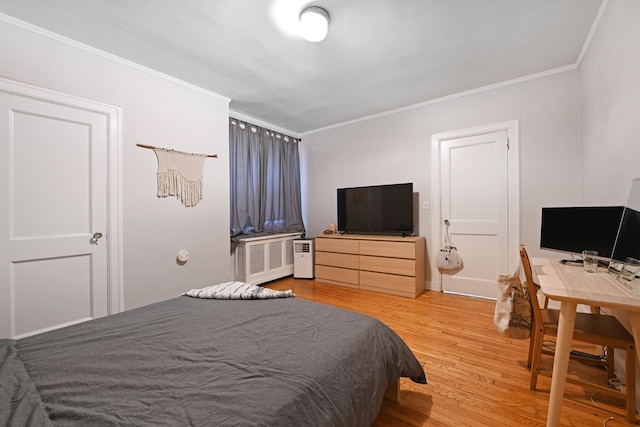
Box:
0, 0, 604, 134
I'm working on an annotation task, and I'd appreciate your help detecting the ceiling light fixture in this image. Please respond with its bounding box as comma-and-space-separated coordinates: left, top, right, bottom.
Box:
300, 6, 329, 42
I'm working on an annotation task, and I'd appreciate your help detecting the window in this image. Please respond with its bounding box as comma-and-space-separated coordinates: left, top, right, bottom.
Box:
229, 118, 305, 247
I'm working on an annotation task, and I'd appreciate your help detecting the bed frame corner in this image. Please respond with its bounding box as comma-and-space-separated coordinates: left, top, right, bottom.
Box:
384, 379, 400, 402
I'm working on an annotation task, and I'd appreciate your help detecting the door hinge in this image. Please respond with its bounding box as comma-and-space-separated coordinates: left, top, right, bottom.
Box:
506, 137, 510, 150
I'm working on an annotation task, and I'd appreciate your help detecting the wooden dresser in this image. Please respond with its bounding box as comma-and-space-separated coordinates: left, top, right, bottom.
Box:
314, 234, 426, 298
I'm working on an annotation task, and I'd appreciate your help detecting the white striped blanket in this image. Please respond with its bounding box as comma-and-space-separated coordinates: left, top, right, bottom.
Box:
181, 281, 295, 300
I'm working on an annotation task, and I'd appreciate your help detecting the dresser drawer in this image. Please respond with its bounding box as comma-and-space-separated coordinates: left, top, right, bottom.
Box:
316, 251, 359, 269
315, 265, 359, 285
359, 270, 418, 298
315, 237, 359, 254
359, 255, 415, 276
359, 240, 415, 259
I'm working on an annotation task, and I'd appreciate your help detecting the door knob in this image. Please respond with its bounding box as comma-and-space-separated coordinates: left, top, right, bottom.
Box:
90, 232, 103, 245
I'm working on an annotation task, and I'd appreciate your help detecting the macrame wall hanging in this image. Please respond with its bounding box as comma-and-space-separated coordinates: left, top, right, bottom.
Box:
137, 143, 218, 207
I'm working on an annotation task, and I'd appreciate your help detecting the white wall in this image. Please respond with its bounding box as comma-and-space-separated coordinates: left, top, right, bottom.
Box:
0, 17, 231, 310
300, 70, 582, 282
579, 0, 640, 204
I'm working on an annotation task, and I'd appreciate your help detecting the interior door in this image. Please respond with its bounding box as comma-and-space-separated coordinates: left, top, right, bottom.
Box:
0, 90, 110, 338
440, 131, 509, 298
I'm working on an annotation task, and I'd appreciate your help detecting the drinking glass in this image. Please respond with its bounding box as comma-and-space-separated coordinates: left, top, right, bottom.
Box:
582, 250, 598, 273
619, 257, 640, 281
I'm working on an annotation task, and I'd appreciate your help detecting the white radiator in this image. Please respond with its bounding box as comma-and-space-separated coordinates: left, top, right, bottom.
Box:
233, 233, 302, 285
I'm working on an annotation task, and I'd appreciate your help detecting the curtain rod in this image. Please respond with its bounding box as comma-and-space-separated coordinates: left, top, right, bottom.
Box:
230, 117, 300, 141
136, 143, 218, 158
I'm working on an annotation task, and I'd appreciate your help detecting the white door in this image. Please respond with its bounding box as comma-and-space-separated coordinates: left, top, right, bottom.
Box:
0, 86, 115, 338
433, 123, 519, 299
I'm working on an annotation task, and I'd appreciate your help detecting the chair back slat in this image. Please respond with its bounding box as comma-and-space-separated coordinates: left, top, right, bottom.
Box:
519, 245, 543, 328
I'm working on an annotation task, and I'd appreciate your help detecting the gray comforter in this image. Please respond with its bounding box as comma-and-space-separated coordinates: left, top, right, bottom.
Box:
1, 296, 426, 426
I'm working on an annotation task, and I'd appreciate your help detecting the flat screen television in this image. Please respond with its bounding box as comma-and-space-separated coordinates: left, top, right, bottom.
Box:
540, 206, 624, 259
337, 183, 414, 235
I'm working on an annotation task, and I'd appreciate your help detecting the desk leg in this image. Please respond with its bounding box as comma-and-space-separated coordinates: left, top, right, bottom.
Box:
628, 312, 640, 423
629, 312, 640, 358
546, 301, 577, 427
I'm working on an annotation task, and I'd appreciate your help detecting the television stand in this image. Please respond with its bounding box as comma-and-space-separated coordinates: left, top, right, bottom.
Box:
314, 234, 426, 298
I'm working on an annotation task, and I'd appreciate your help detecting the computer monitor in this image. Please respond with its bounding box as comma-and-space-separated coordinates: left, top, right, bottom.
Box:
540, 206, 624, 259
611, 207, 640, 263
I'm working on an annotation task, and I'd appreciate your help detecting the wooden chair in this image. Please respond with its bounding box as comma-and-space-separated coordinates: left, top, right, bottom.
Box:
519, 245, 637, 423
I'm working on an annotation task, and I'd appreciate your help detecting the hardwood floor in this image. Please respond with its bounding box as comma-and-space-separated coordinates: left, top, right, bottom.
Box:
267, 278, 638, 426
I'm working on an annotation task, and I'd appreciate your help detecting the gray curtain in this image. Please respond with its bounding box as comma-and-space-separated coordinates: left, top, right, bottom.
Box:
230, 118, 305, 249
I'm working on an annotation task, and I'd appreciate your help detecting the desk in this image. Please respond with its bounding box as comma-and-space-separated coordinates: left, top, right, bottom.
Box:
532, 257, 640, 426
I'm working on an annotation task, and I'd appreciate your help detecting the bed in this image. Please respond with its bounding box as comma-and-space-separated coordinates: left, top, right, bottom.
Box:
1, 284, 426, 426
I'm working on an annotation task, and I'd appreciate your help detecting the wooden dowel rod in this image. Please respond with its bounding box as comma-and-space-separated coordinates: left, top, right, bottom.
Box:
136, 143, 218, 158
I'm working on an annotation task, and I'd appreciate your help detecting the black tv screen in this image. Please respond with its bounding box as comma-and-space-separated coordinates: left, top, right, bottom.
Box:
337, 183, 413, 235
611, 207, 640, 263
540, 206, 624, 258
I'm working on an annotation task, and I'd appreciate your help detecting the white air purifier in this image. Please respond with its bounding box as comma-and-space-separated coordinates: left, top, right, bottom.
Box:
293, 238, 314, 279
